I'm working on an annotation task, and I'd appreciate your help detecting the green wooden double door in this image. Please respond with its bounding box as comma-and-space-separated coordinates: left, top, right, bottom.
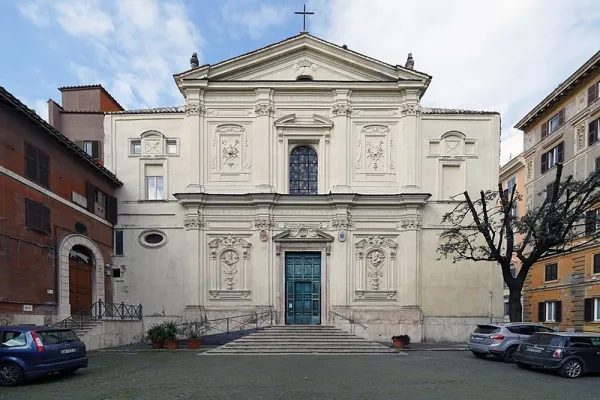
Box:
285, 252, 321, 325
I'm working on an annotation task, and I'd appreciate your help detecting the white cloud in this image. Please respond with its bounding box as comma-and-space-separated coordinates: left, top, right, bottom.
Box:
20, 0, 202, 110
310, 0, 600, 165
221, 1, 291, 39
54, 0, 114, 37
18, 1, 48, 26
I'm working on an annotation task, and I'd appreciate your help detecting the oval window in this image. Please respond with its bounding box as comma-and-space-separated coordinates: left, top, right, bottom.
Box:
139, 230, 168, 248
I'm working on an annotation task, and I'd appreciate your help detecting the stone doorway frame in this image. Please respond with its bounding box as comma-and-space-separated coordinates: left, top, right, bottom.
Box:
273, 229, 333, 325
57, 234, 105, 319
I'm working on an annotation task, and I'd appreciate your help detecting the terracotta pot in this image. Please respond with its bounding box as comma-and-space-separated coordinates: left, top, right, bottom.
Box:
392, 339, 406, 349
166, 340, 179, 350
151, 340, 165, 349
186, 338, 202, 350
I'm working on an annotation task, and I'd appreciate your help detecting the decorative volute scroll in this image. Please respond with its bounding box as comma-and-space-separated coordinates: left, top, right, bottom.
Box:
253, 217, 274, 230
399, 103, 421, 116
354, 235, 397, 300
254, 103, 275, 116
331, 216, 352, 230
398, 216, 421, 231
331, 103, 352, 116
185, 102, 206, 116
208, 234, 252, 300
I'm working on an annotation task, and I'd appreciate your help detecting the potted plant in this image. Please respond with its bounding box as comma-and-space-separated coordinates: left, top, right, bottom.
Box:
147, 324, 166, 349
391, 334, 411, 349
163, 321, 179, 350
183, 321, 203, 350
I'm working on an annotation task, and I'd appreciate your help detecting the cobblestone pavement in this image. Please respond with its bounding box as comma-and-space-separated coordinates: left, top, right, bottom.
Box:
2, 350, 598, 400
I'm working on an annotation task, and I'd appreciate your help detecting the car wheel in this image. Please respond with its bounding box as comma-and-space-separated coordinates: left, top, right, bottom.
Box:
559, 360, 583, 379
503, 347, 517, 363
515, 362, 531, 370
0, 362, 24, 387
472, 351, 487, 359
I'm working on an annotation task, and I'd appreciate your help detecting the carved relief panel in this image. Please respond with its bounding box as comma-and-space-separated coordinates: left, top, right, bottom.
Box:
209, 123, 252, 182
354, 235, 397, 300
354, 124, 396, 182
208, 234, 252, 300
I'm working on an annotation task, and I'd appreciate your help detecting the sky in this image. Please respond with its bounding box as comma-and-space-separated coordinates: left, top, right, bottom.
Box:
1, 0, 599, 166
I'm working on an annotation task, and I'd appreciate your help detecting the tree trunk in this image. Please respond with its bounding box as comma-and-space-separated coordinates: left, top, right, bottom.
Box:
508, 285, 523, 322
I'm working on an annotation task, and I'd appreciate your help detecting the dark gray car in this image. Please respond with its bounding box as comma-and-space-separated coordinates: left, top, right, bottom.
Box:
468, 323, 555, 362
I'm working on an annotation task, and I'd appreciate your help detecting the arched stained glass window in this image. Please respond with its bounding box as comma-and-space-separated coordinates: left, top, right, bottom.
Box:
289, 146, 318, 195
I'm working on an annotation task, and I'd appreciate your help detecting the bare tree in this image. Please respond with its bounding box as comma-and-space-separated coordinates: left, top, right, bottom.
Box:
437, 164, 600, 322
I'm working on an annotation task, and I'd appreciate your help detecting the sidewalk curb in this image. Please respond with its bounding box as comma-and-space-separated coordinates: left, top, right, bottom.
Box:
401, 348, 469, 352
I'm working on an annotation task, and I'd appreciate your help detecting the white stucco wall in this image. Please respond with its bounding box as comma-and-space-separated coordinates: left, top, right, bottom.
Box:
103, 36, 502, 342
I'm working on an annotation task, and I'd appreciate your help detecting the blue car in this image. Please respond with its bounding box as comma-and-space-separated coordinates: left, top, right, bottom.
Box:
0, 326, 88, 386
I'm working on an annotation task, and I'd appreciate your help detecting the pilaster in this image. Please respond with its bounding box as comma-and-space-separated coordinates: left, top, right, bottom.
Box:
398, 214, 422, 306
400, 89, 421, 191
254, 89, 275, 192
185, 88, 205, 192
183, 209, 207, 308
330, 89, 352, 193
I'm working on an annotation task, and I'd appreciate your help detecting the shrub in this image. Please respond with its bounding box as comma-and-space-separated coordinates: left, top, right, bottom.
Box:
147, 324, 166, 343
162, 321, 179, 341
391, 335, 411, 344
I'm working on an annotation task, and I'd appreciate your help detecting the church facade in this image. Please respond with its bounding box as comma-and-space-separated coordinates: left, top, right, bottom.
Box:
103, 33, 503, 342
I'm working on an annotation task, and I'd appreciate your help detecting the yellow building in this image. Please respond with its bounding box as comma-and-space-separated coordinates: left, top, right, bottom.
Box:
515, 50, 600, 332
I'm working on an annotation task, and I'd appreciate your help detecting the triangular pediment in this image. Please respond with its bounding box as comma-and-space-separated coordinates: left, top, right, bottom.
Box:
175, 34, 430, 83
273, 229, 334, 242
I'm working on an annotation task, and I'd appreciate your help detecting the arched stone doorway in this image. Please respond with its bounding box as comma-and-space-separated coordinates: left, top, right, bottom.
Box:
57, 234, 105, 319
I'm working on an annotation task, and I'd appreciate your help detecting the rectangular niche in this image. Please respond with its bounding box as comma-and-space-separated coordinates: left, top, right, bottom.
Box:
354, 124, 396, 182
439, 160, 464, 200
209, 123, 252, 182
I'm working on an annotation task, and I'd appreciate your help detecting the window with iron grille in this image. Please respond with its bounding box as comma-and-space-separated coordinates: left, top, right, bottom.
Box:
289, 146, 318, 195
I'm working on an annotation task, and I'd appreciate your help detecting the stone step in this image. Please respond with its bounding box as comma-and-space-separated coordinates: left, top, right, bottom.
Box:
220, 344, 388, 349
206, 348, 396, 354
235, 338, 372, 343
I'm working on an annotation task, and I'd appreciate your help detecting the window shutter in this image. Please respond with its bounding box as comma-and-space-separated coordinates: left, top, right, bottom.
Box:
86, 182, 96, 212
91, 141, 100, 159
74, 140, 84, 150
585, 210, 596, 235
558, 109, 565, 127
541, 122, 548, 139
590, 120, 598, 146
557, 142, 564, 163
38, 151, 49, 188
588, 83, 598, 105
595, 157, 600, 172
584, 298, 593, 322
594, 253, 600, 274
25, 143, 38, 181
41, 205, 51, 234
538, 302, 545, 322
106, 195, 118, 224
115, 231, 124, 256
541, 152, 548, 173
555, 301, 562, 322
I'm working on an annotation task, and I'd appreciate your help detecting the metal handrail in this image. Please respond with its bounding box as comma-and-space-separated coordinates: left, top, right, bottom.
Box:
53, 300, 142, 330
330, 310, 367, 329
177, 309, 275, 337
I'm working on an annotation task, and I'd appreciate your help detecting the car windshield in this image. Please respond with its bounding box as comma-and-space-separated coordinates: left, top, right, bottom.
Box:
36, 329, 80, 345
474, 325, 500, 334
525, 333, 563, 346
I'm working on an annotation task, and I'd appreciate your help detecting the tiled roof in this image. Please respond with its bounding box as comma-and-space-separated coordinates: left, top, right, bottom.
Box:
0, 85, 122, 186
107, 106, 184, 114
421, 107, 500, 115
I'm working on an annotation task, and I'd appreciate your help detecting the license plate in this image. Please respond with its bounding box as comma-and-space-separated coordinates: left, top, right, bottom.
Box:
527, 347, 542, 353
472, 337, 485, 342
61, 348, 77, 354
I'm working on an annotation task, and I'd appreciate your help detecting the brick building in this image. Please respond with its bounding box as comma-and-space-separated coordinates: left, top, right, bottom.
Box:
48, 85, 123, 165
0, 85, 122, 326
516, 50, 600, 332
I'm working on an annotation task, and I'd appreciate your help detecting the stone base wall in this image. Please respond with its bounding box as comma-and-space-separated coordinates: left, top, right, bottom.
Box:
423, 316, 504, 342
82, 320, 144, 351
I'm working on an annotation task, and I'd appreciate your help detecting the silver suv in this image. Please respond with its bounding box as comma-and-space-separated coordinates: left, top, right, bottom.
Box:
468, 323, 555, 362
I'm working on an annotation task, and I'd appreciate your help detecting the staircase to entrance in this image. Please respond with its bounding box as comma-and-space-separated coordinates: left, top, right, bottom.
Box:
204, 325, 398, 355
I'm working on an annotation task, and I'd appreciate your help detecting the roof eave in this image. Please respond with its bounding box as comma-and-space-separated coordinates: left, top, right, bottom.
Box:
514, 50, 600, 130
